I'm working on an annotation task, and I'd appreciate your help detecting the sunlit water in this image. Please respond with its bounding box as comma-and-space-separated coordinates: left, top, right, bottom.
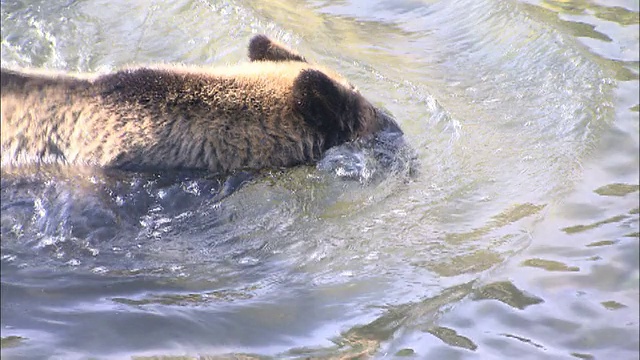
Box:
1, 0, 638, 359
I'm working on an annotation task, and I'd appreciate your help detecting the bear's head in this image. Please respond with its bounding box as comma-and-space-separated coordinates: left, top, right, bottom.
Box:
248, 34, 402, 150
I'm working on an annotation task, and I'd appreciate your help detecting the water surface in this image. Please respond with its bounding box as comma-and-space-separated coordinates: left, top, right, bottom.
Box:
1, 0, 638, 359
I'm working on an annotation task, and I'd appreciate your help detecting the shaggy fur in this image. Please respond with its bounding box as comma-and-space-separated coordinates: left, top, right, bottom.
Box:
1, 35, 401, 174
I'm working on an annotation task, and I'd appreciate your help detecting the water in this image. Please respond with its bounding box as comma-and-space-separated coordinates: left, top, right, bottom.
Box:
1, 0, 638, 359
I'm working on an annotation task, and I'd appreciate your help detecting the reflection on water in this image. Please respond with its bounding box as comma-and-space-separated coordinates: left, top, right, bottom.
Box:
1, 0, 638, 358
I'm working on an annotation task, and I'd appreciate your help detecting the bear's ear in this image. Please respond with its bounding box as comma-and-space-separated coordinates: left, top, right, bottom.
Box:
292, 69, 360, 147
248, 35, 307, 63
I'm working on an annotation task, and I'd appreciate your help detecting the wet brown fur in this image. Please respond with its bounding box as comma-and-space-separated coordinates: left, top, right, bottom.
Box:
1, 35, 400, 174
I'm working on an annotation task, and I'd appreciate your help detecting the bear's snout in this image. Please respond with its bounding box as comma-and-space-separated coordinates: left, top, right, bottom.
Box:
377, 109, 403, 135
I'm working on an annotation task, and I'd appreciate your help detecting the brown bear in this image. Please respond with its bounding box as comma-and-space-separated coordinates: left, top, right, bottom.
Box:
1, 35, 402, 174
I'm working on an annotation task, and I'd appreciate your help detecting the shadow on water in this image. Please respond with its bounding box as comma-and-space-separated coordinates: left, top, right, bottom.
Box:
1, 128, 415, 271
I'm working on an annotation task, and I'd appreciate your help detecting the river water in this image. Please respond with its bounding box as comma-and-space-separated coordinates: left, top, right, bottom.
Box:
1, 0, 638, 359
